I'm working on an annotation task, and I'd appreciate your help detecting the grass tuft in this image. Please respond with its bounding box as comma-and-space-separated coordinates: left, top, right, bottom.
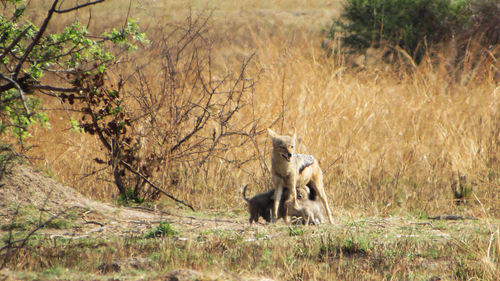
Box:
144, 221, 178, 238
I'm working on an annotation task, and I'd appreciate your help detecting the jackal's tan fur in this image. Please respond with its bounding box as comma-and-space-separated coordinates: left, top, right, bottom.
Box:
268, 128, 334, 223
287, 185, 326, 225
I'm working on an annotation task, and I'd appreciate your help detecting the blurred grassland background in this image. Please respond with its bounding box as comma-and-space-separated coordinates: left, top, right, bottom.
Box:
18, 0, 500, 218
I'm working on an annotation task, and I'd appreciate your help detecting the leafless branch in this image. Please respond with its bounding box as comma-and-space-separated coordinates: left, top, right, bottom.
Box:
54, 0, 104, 13
33, 84, 81, 93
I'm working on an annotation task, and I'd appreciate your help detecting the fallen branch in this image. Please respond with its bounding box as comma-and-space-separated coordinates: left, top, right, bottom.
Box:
429, 215, 479, 220
82, 210, 105, 226
51, 234, 90, 240
411, 222, 434, 227
83, 220, 105, 227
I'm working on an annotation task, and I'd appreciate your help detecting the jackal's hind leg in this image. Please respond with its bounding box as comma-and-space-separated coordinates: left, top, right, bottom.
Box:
310, 176, 334, 224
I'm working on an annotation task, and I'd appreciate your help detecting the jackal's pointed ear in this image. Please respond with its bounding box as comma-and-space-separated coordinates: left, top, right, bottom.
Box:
267, 128, 277, 138
292, 127, 297, 142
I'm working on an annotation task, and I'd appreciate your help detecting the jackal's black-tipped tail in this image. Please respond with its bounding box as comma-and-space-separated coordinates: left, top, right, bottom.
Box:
242, 184, 250, 202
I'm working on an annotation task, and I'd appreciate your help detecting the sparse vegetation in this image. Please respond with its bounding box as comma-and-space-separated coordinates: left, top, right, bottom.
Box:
0, 144, 20, 180
1, 215, 498, 280
1, 204, 80, 232
144, 221, 177, 238
117, 188, 144, 206
288, 226, 306, 237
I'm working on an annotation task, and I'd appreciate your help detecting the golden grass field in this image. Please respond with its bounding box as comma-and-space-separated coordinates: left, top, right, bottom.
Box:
1, 1, 499, 279
27, 0, 499, 217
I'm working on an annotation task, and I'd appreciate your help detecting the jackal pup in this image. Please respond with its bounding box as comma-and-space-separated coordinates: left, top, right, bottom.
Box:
242, 184, 317, 224
287, 185, 326, 225
267, 128, 334, 223
242, 184, 287, 223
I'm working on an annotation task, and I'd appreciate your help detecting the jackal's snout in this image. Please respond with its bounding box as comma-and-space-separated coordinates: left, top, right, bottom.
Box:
281, 151, 292, 161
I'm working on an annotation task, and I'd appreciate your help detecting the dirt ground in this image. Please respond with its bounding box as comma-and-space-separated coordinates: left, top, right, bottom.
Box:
0, 165, 260, 241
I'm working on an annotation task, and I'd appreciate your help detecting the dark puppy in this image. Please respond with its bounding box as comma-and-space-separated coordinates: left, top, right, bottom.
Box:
242, 185, 288, 223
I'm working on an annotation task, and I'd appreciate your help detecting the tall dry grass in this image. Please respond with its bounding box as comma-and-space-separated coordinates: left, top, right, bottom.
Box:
24, 0, 500, 218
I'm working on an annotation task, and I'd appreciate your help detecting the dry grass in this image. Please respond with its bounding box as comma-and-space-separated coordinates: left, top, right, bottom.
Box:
2, 214, 498, 280
23, 0, 499, 220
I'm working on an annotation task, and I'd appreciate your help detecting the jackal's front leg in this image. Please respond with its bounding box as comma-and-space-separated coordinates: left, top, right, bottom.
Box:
287, 173, 299, 209
272, 185, 282, 222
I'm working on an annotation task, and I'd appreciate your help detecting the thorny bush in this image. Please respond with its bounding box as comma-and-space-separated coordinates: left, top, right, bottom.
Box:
67, 11, 259, 204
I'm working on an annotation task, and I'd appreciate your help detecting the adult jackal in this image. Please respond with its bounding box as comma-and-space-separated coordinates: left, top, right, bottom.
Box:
268, 128, 334, 223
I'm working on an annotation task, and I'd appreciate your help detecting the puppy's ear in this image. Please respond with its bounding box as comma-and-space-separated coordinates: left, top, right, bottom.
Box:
302, 185, 310, 194
268, 128, 277, 138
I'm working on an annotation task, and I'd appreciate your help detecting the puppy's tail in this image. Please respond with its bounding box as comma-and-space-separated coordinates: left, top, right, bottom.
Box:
242, 184, 250, 203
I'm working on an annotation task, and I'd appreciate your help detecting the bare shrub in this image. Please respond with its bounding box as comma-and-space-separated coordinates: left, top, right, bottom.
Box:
64, 11, 260, 206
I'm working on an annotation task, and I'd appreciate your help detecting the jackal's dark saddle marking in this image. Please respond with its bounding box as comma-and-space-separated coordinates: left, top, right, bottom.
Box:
296, 154, 315, 174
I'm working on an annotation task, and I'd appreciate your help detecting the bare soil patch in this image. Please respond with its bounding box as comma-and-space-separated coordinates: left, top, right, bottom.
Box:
0, 165, 258, 240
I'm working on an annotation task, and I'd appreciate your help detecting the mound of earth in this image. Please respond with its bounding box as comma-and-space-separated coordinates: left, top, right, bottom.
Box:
0, 164, 275, 280
0, 164, 257, 240
0, 165, 159, 236
1, 165, 111, 213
